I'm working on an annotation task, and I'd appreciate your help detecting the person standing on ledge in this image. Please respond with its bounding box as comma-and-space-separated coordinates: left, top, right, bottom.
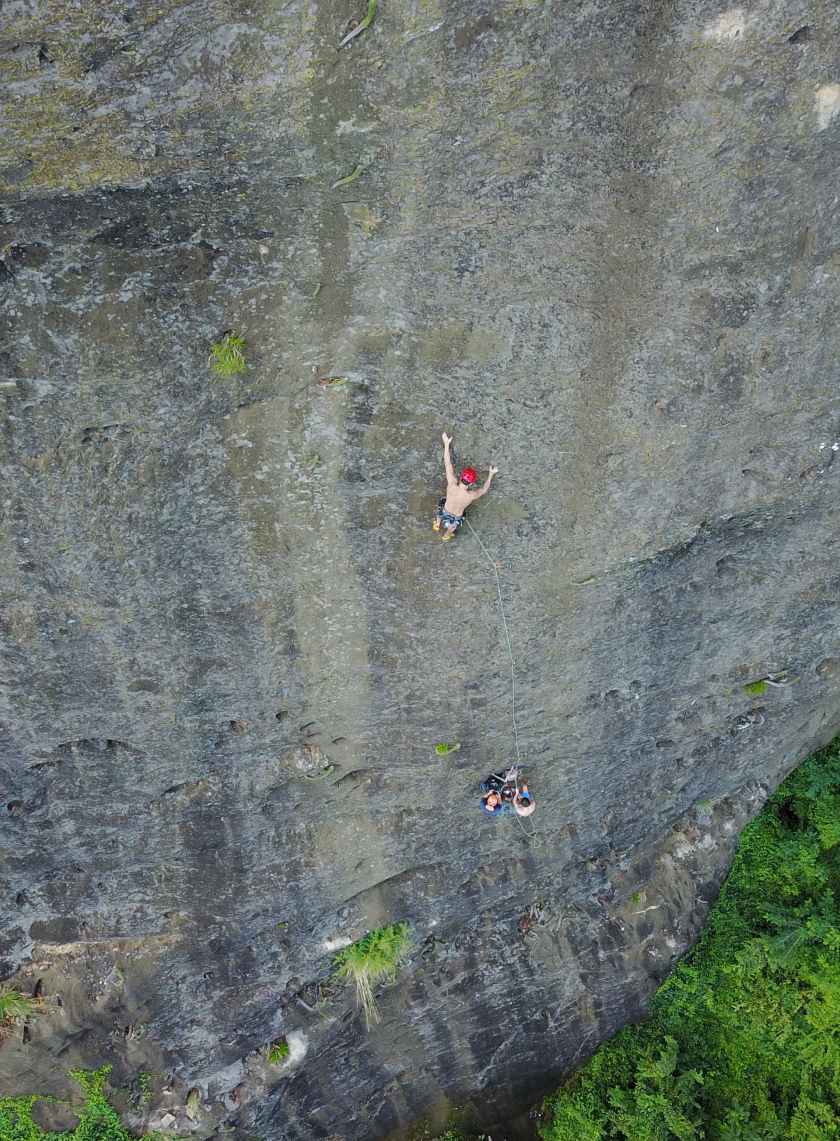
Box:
434, 432, 499, 540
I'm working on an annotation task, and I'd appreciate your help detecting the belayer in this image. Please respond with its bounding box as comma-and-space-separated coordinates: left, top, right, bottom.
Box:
479, 771, 512, 815
480, 766, 535, 817
434, 433, 499, 540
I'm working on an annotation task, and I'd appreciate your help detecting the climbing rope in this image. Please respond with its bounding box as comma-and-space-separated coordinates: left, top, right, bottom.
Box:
513, 803, 540, 845
464, 518, 522, 764
464, 518, 541, 847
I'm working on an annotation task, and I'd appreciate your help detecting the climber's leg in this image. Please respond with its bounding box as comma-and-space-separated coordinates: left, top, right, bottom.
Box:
436, 499, 465, 540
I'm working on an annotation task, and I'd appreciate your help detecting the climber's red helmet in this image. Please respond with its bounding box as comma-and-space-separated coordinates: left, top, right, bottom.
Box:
460, 468, 478, 486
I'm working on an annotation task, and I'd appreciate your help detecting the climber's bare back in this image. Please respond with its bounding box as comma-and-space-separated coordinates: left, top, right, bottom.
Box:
444, 479, 484, 517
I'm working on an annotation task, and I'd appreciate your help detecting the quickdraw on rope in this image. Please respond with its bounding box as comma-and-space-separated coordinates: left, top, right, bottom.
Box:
465, 518, 541, 847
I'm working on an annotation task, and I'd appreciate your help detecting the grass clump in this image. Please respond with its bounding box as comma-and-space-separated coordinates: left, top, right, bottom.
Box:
541, 736, 840, 1140
268, 1038, 289, 1064
0, 984, 40, 1036
332, 922, 412, 1028
210, 334, 245, 377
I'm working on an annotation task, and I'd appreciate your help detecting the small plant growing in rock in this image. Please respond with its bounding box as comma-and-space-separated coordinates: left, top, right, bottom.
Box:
0, 982, 40, 1035
211, 334, 246, 377
332, 922, 412, 1028
745, 670, 799, 697
268, 1038, 289, 1063
339, 0, 376, 47
0, 1066, 128, 1141
435, 742, 460, 755
130, 1072, 154, 1107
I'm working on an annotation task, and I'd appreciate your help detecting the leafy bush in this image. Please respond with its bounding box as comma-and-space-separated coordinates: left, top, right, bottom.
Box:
542, 737, 840, 1140
210, 335, 245, 377
332, 922, 412, 1028
0, 1067, 138, 1141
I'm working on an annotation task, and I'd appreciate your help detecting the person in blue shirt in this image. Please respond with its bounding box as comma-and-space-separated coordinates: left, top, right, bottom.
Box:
480, 789, 505, 814
480, 777, 516, 815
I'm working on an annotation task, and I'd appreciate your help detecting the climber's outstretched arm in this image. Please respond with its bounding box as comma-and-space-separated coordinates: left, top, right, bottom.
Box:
474, 466, 499, 498
442, 432, 457, 486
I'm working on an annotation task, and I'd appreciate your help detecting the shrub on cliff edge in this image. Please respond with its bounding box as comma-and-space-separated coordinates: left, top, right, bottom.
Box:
541, 737, 840, 1140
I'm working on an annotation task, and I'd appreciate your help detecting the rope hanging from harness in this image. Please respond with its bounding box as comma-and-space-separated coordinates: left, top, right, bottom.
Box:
464, 519, 522, 764
465, 518, 541, 847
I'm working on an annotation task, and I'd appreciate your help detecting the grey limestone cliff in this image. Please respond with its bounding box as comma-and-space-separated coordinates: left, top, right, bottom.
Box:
1, 0, 840, 1137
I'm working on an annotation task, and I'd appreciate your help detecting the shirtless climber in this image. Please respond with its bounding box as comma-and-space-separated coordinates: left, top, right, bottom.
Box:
514, 774, 536, 817
434, 433, 499, 540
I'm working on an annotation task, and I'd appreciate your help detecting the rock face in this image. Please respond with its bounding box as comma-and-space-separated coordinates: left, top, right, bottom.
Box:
2, 0, 840, 1135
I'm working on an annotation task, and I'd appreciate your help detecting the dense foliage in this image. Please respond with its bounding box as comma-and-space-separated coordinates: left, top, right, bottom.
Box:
0, 1068, 136, 1141
542, 738, 840, 1140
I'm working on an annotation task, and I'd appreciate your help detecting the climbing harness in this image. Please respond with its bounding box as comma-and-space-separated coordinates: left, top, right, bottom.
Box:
465, 518, 541, 847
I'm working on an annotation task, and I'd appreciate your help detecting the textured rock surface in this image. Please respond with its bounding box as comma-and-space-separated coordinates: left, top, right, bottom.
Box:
2, 0, 840, 1136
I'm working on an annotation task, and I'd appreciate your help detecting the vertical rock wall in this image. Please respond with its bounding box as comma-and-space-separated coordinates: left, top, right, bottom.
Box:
1, 0, 840, 1136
